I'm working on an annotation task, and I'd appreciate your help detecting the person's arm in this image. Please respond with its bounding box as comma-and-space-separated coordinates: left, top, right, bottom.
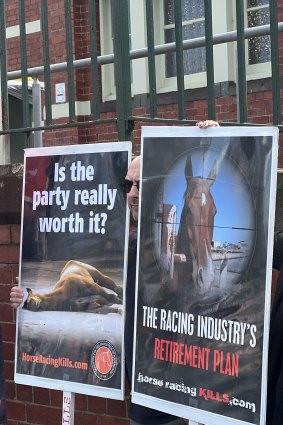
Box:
10, 286, 24, 308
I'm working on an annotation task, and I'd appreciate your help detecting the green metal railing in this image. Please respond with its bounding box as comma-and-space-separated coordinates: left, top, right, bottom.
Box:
41, 0, 52, 126
0, 0, 282, 146
270, 0, 281, 126
236, 0, 247, 123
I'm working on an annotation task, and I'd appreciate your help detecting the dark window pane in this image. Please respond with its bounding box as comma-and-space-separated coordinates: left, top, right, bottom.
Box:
247, 0, 269, 8
165, 53, 177, 78
165, 23, 206, 77
183, 21, 204, 39
181, 0, 204, 21
183, 22, 206, 74
164, 1, 206, 77
183, 47, 206, 74
248, 7, 271, 64
165, 27, 175, 44
248, 7, 269, 27
165, 28, 176, 77
248, 35, 271, 64
164, 0, 205, 26
164, 0, 175, 25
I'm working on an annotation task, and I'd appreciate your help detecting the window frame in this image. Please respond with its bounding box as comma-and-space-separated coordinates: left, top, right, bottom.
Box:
98, 0, 272, 100
154, 0, 236, 93
245, 0, 271, 80
99, 0, 148, 101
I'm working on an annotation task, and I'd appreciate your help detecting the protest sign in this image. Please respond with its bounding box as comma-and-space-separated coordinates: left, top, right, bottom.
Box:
15, 142, 131, 400
132, 126, 278, 425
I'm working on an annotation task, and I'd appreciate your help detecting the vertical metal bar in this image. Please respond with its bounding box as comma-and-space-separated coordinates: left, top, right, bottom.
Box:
269, 0, 280, 125
41, 0, 52, 125
111, 0, 132, 140
145, 0, 157, 118
65, 0, 76, 121
204, 0, 215, 119
235, 0, 247, 123
19, 0, 30, 129
174, 0, 185, 119
32, 77, 42, 147
0, 0, 10, 164
0, 0, 9, 132
89, 0, 100, 118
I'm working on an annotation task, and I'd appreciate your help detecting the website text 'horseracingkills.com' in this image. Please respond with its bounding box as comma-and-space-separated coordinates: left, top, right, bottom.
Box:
21, 352, 88, 370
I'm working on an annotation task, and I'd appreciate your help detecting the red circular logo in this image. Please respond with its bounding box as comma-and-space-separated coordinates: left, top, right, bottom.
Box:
91, 341, 117, 380
95, 346, 113, 375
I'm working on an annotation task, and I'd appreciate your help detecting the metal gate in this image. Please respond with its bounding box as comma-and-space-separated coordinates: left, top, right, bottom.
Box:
0, 0, 282, 161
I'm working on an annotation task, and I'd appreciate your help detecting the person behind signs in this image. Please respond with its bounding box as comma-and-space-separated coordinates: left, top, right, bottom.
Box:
0, 330, 7, 425
266, 231, 283, 425
10, 120, 219, 425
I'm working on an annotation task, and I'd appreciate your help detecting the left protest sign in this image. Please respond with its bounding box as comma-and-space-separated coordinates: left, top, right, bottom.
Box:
15, 142, 131, 400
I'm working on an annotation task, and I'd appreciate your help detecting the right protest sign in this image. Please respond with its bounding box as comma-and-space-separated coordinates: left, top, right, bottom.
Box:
132, 126, 278, 425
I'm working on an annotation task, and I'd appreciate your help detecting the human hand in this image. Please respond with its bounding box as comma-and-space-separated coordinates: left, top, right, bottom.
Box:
196, 120, 220, 128
10, 285, 24, 308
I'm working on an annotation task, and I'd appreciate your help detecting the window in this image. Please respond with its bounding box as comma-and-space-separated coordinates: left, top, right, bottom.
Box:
246, 0, 271, 65
154, 0, 232, 92
245, 0, 271, 79
164, 0, 206, 77
99, 0, 272, 100
99, 0, 147, 101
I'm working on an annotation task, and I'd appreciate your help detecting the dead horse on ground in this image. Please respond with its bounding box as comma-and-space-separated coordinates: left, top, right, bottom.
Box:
23, 260, 123, 313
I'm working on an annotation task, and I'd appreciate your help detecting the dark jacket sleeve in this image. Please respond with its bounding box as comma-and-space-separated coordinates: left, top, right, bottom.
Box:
0, 330, 7, 424
273, 231, 283, 271
267, 232, 283, 424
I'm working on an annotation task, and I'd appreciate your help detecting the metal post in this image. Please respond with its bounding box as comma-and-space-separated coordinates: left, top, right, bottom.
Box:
64, 0, 76, 122
0, 0, 10, 164
111, 0, 133, 141
174, 0, 185, 120
89, 0, 100, 119
41, 0, 52, 125
0, 76, 10, 164
145, 0, 157, 118
18, 0, 30, 129
204, 0, 215, 119
32, 77, 42, 147
235, 0, 247, 123
270, 0, 281, 125
62, 391, 74, 425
